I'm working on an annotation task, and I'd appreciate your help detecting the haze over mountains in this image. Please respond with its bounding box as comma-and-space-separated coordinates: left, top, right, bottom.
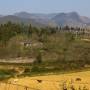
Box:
0, 11, 90, 27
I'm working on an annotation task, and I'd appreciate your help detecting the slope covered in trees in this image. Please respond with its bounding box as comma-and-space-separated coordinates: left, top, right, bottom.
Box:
0, 22, 90, 74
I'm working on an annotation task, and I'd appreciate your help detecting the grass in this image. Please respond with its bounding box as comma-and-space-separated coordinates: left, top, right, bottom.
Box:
0, 70, 15, 81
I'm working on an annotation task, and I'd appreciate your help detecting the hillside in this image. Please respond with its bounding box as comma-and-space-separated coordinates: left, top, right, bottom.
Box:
0, 22, 89, 83
15, 11, 90, 27
0, 15, 46, 27
0, 22, 90, 72
0, 12, 90, 27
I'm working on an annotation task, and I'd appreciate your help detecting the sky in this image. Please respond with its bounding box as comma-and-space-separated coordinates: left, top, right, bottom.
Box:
0, 0, 90, 17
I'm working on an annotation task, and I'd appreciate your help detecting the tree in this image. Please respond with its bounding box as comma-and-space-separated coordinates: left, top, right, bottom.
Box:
34, 52, 42, 64
28, 24, 33, 37
63, 25, 70, 31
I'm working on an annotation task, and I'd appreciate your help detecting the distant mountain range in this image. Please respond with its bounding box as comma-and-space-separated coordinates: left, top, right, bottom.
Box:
0, 11, 90, 27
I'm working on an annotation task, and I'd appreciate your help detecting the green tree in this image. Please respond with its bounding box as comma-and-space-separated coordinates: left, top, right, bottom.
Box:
34, 52, 42, 64
28, 24, 33, 37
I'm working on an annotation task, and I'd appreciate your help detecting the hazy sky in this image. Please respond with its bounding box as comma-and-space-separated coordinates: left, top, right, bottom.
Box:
0, 0, 90, 17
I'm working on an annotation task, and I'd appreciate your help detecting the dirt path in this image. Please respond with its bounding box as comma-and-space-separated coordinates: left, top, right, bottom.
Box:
0, 58, 34, 64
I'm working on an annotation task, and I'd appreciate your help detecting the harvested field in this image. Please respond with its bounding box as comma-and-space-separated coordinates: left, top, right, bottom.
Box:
0, 70, 90, 90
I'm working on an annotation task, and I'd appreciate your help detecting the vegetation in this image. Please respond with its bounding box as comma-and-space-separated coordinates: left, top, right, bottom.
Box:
0, 21, 90, 76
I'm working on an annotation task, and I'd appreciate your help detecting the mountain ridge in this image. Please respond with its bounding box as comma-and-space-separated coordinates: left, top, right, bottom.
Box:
0, 11, 90, 27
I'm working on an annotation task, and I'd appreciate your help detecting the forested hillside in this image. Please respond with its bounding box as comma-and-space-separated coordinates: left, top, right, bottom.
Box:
0, 22, 90, 73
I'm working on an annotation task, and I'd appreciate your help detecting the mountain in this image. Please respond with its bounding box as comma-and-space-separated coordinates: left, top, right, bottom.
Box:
14, 12, 57, 27
14, 12, 48, 20
14, 12, 57, 20
51, 12, 90, 27
80, 16, 90, 24
0, 15, 53, 27
0, 15, 3, 17
15, 11, 90, 27
0, 15, 48, 27
0, 12, 90, 27
12, 11, 90, 27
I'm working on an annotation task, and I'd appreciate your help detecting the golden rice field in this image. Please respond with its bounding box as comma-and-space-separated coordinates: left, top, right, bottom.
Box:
0, 70, 90, 90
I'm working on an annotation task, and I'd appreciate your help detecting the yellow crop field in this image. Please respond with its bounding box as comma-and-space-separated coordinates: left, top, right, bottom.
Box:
0, 70, 90, 90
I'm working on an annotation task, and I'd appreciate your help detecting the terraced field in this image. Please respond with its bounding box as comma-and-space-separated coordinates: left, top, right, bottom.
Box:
0, 70, 90, 90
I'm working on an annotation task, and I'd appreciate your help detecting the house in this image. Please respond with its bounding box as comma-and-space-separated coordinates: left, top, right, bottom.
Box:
20, 40, 43, 48
20, 41, 31, 47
